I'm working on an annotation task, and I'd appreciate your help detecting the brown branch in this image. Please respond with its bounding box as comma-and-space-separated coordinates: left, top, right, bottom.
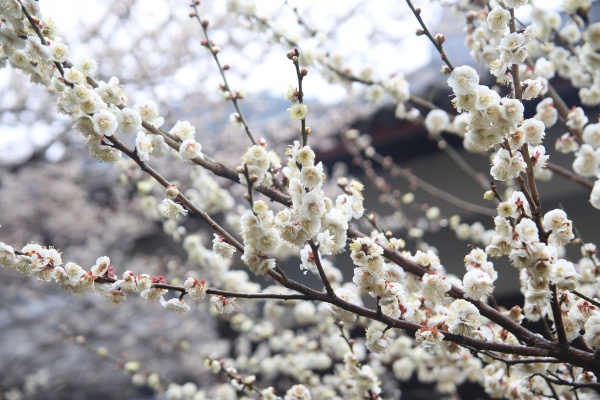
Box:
308, 240, 335, 296
189, 1, 256, 145
405, 0, 454, 71
572, 291, 600, 309
550, 284, 570, 349
547, 162, 594, 191
530, 373, 600, 390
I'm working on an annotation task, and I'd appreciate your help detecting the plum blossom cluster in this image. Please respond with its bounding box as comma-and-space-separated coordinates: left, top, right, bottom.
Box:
4, 1, 600, 399
272, 141, 363, 255
0, 241, 218, 317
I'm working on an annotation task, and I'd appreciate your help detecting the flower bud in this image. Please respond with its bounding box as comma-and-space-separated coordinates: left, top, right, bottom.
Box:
166, 185, 179, 199
416, 28, 425, 36
435, 33, 445, 44
300, 67, 309, 76
483, 190, 495, 201
201, 19, 209, 28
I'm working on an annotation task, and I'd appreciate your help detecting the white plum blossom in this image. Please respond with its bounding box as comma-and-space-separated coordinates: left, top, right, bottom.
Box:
415, 326, 445, 354
158, 198, 188, 220
490, 148, 526, 181
288, 103, 308, 120
447, 65, 479, 96
446, 299, 482, 337
522, 118, 545, 145
487, 6, 510, 32
134, 100, 160, 122
184, 277, 207, 300
463, 269, 494, 300
170, 120, 196, 141
365, 327, 393, 354
160, 296, 190, 314
63, 67, 86, 84
48, 41, 69, 63
135, 131, 154, 161
503, 0, 528, 8
583, 123, 600, 148
179, 139, 203, 160
210, 295, 237, 314
284, 384, 312, 400
117, 108, 142, 134
73, 54, 98, 76
324, 286, 360, 321
92, 109, 118, 137
212, 234, 237, 258
584, 315, 600, 349
424, 109, 450, 135
591, 179, 600, 209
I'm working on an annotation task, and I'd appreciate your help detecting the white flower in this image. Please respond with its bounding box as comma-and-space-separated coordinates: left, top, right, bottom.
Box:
446, 299, 482, 337
92, 110, 118, 137
299, 245, 317, 274
287, 103, 308, 120
415, 326, 445, 354
299, 163, 323, 189
463, 269, 494, 300
73, 54, 98, 76
501, 98, 524, 127
170, 120, 196, 140
117, 108, 142, 134
552, 259, 580, 290
424, 109, 450, 135
515, 218, 538, 242
134, 100, 160, 122
299, 190, 326, 220
284, 384, 312, 400
135, 131, 154, 161
212, 234, 237, 258
583, 123, 600, 149
421, 274, 451, 304
503, 0, 528, 8
447, 65, 479, 96
324, 286, 360, 321
63, 68, 86, 84
365, 327, 393, 354
584, 315, 600, 349
284, 84, 299, 102
566, 107, 588, 130
521, 78, 545, 100
241, 252, 275, 275
522, 118, 545, 145
48, 42, 69, 63
487, 6, 510, 32
591, 178, 600, 209
366, 84, 385, 104
89, 140, 121, 163
573, 144, 599, 177
91, 256, 110, 277
0, 242, 17, 267
95, 76, 123, 105
160, 297, 190, 314
158, 198, 188, 220
179, 139, 203, 160
210, 295, 237, 314
184, 277, 207, 300
490, 148, 526, 181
